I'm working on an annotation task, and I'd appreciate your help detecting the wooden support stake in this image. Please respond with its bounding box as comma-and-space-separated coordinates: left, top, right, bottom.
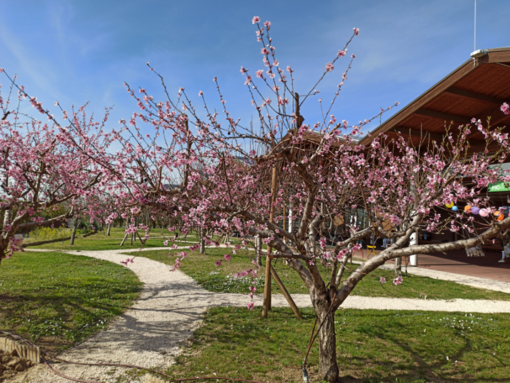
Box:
120, 233, 128, 246
262, 165, 278, 318
270, 265, 303, 319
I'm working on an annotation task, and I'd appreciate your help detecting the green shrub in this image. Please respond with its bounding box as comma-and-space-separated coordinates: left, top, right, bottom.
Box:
29, 227, 72, 241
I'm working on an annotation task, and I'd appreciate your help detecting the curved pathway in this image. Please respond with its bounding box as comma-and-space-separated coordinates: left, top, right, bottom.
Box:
17, 248, 510, 383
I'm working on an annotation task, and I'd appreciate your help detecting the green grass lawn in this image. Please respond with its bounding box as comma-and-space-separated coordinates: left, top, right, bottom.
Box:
128, 247, 510, 301
155, 306, 510, 383
27, 227, 196, 252
0, 251, 141, 353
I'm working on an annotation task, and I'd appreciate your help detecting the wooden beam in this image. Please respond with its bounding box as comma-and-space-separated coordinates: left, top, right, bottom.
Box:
391, 128, 444, 141
444, 87, 505, 105
415, 109, 472, 124
270, 266, 303, 319
262, 165, 278, 318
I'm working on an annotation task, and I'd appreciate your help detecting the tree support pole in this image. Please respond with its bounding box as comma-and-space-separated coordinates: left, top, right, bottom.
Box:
262, 165, 278, 318
270, 265, 302, 319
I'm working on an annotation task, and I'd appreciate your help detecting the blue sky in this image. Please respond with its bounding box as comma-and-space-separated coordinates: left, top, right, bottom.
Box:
1, 0, 509, 136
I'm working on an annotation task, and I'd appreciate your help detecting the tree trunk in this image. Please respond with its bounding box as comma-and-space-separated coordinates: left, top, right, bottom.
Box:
200, 228, 205, 254
3, 209, 10, 227
255, 237, 262, 266
70, 219, 79, 245
107, 223, 111, 236
318, 307, 339, 383
394, 256, 402, 277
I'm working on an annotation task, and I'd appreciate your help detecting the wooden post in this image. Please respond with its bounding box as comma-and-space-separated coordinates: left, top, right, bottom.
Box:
262, 165, 277, 318
255, 237, 262, 266
270, 265, 303, 319
120, 233, 128, 246
70, 218, 79, 245
200, 227, 206, 254
120, 218, 129, 246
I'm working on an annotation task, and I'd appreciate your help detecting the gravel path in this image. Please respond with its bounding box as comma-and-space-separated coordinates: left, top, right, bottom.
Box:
17, 248, 510, 383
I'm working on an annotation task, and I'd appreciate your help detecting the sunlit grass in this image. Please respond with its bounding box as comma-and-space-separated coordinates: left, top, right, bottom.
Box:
159, 307, 510, 382
0, 251, 141, 353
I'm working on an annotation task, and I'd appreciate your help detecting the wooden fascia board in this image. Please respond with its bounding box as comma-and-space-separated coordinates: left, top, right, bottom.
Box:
488, 50, 510, 63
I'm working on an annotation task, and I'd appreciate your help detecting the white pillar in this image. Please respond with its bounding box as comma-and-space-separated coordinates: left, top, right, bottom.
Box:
288, 203, 293, 235
409, 231, 418, 266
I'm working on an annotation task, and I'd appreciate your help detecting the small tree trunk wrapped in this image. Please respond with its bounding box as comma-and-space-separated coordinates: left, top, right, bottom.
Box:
394, 256, 402, 277
107, 223, 111, 236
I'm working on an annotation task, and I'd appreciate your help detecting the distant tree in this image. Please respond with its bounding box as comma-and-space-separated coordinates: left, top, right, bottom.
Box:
0, 72, 108, 262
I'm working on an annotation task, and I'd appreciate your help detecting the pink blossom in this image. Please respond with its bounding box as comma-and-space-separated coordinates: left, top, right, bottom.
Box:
198, 91, 203, 96
247, 302, 255, 310
353, 28, 359, 35
380, 277, 386, 284
224, 254, 231, 262
390, 214, 402, 226
252, 16, 260, 24
215, 259, 223, 266
264, 21, 271, 29
502, 102, 510, 116
256, 70, 264, 78
338, 50, 346, 57
325, 62, 334, 72
261, 48, 270, 55
393, 276, 403, 285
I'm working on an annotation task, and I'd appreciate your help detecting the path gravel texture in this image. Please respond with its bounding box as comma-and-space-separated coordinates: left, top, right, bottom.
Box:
16, 248, 510, 383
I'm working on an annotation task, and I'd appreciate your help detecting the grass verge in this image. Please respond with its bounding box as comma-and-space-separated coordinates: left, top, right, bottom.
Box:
0, 251, 141, 353
28, 227, 194, 252
161, 306, 510, 383
128, 247, 510, 301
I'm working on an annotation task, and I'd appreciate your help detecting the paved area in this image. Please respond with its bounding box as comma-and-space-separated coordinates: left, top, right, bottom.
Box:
356, 248, 510, 283
415, 249, 510, 283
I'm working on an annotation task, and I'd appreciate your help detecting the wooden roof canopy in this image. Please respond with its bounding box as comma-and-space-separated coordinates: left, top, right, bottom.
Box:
360, 47, 510, 153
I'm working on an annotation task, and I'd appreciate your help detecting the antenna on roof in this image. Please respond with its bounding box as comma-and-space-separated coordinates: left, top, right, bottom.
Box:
470, 0, 488, 62
474, 0, 476, 52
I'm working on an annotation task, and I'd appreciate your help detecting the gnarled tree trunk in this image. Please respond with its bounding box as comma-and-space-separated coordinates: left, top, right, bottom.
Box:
317, 307, 339, 383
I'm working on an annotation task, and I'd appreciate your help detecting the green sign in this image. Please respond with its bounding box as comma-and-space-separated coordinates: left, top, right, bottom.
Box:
488, 181, 510, 192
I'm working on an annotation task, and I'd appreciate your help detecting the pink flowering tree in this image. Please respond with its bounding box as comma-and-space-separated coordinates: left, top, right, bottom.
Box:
0, 71, 111, 262
95, 19, 510, 381
4, 19, 510, 382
